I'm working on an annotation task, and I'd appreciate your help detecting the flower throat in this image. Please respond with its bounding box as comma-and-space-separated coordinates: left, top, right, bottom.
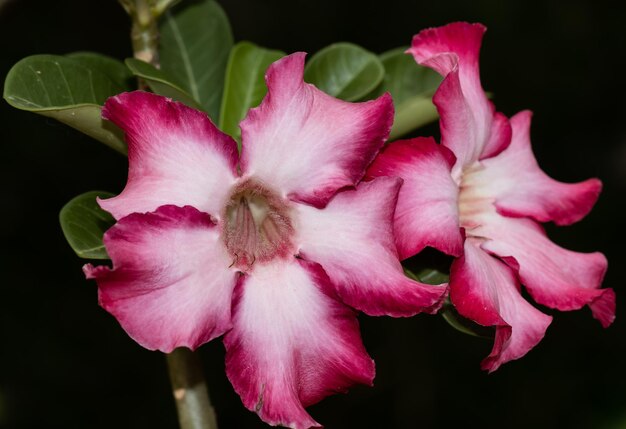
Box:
223, 181, 294, 271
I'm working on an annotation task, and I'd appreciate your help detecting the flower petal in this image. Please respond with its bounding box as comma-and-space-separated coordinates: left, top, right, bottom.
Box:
478, 110, 602, 226
239, 53, 394, 208
476, 212, 614, 327
366, 137, 463, 259
100, 91, 239, 220
408, 22, 511, 176
450, 239, 552, 372
83, 205, 237, 352
296, 176, 447, 317
224, 259, 374, 429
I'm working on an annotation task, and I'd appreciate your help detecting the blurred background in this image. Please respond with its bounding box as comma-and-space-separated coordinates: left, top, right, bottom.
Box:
0, 0, 624, 428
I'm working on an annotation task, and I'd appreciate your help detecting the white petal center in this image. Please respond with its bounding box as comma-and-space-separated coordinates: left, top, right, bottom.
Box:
458, 161, 495, 239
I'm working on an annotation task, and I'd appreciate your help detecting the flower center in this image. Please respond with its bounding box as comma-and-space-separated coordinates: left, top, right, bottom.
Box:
222, 180, 294, 271
457, 162, 493, 239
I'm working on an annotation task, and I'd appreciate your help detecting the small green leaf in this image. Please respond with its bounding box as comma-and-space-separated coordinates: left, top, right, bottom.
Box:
404, 267, 448, 284
405, 267, 492, 338
416, 268, 449, 285
125, 58, 203, 109
60, 191, 116, 259
66, 52, 133, 88
375, 47, 441, 139
160, 0, 233, 121
219, 41, 284, 144
441, 298, 495, 339
3, 55, 128, 153
304, 42, 384, 101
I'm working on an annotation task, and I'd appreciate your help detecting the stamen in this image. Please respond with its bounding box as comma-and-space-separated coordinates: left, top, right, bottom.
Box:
261, 216, 280, 244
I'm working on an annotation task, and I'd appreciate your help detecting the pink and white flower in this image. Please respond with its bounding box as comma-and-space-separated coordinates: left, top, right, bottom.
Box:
367, 22, 615, 371
83, 53, 447, 428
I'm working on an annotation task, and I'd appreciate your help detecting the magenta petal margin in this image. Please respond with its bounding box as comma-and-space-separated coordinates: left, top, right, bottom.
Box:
369, 21, 615, 370
84, 52, 445, 428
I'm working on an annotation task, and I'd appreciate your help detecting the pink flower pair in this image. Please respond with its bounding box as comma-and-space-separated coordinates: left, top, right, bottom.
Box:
85, 22, 614, 429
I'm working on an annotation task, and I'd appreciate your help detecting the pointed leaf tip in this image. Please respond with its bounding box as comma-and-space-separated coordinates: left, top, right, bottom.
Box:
125, 58, 203, 109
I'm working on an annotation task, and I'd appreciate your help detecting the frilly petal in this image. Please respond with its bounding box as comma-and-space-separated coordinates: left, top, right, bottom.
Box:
296, 176, 447, 317
450, 239, 552, 372
239, 53, 394, 208
224, 258, 374, 429
366, 137, 463, 259
84, 205, 237, 352
476, 212, 614, 327
408, 22, 511, 177
479, 110, 602, 226
100, 91, 239, 220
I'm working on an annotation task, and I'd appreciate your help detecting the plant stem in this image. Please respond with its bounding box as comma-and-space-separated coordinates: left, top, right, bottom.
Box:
166, 348, 219, 429
122, 2, 219, 428
130, 0, 160, 67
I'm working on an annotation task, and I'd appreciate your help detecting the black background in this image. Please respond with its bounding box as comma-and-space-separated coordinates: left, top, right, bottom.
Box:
1, 0, 625, 428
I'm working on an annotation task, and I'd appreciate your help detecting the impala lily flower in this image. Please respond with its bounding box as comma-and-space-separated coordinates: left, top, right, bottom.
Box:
367, 22, 615, 371
83, 53, 446, 428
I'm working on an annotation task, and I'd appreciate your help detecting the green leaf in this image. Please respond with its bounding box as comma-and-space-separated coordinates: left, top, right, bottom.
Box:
219, 41, 284, 144
390, 96, 440, 140
441, 298, 495, 339
66, 52, 133, 88
377, 48, 441, 105
415, 268, 449, 285
160, 0, 233, 121
304, 42, 384, 101
404, 267, 449, 284
404, 267, 493, 339
375, 47, 441, 139
3, 54, 128, 154
59, 191, 116, 259
125, 58, 203, 109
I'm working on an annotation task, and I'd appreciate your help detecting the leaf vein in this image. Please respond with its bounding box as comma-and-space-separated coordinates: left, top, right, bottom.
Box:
167, 16, 199, 99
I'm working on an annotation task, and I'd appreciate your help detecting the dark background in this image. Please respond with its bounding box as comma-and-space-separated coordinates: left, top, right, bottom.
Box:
1, 0, 624, 428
